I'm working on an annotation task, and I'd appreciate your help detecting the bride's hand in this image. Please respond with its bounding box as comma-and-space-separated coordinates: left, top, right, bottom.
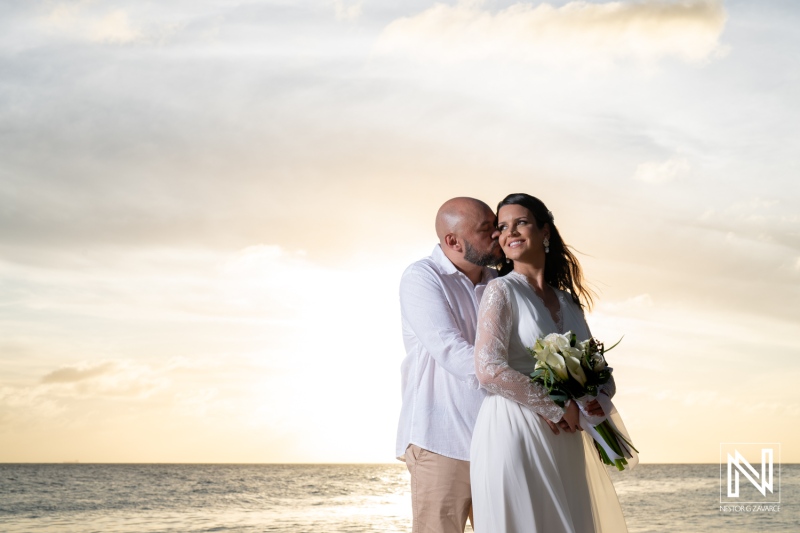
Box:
559, 400, 582, 433
538, 414, 560, 435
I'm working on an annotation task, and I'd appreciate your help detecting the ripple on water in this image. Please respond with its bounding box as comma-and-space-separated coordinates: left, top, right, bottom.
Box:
0, 464, 797, 532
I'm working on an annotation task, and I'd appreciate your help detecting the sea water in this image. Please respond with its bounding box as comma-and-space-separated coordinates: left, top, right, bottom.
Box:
1, 463, 797, 532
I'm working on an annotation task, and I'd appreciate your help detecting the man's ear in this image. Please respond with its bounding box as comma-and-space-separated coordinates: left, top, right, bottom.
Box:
444, 233, 461, 252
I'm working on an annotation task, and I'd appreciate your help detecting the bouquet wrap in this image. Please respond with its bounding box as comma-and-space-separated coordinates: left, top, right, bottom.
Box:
578, 393, 639, 470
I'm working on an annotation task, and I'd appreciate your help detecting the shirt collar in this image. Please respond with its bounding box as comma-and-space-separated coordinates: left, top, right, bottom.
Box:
431, 244, 459, 275
431, 244, 496, 285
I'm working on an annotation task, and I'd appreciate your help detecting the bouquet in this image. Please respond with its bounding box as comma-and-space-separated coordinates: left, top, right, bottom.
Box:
529, 332, 638, 471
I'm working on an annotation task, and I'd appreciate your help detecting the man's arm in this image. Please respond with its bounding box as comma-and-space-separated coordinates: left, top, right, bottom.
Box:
399, 267, 479, 388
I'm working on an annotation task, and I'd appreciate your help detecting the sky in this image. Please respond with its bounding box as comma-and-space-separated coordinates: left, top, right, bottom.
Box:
0, 0, 798, 464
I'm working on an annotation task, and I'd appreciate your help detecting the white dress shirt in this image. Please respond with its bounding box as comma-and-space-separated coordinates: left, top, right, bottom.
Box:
396, 244, 497, 461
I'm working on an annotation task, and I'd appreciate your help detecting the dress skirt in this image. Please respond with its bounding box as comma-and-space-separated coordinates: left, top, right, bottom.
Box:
470, 395, 627, 533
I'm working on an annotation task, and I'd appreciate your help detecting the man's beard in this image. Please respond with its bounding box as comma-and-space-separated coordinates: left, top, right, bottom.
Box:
464, 239, 500, 267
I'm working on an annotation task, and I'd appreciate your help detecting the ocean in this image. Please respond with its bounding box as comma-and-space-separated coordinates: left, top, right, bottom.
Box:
0, 463, 796, 532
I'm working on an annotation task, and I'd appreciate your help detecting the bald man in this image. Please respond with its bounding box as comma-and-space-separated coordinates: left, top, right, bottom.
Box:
397, 197, 503, 533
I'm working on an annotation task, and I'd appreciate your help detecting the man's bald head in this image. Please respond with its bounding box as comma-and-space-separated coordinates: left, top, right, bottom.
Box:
435, 197, 493, 243
434, 197, 501, 275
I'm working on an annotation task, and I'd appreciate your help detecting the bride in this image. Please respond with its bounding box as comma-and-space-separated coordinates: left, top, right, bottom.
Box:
470, 193, 627, 532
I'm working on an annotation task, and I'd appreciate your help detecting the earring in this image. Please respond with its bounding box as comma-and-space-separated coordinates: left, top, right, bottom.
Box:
505, 258, 511, 264
543, 237, 550, 254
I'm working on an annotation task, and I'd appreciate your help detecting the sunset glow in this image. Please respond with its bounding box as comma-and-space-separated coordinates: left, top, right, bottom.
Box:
1, 0, 798, 463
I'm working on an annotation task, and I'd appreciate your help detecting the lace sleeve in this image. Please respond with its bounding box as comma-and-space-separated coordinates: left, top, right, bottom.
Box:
474, 280, 564, 423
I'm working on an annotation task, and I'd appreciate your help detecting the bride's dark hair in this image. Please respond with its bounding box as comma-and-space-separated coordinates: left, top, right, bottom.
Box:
497, 193, 594, 310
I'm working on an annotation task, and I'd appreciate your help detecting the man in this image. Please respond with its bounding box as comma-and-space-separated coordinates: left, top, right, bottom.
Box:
396, 197, 503, 533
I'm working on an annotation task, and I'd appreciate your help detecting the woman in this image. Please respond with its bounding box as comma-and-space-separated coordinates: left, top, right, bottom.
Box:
470, 193, 627, 532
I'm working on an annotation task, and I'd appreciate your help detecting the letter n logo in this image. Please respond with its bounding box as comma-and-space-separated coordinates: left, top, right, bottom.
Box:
720, 442, 780, 504
727, 448, 773, 497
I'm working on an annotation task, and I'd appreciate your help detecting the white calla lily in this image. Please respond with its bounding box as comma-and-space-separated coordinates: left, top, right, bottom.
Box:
531, 344, 549, 365
564, 354, 587, 386
544, 351, 568, 381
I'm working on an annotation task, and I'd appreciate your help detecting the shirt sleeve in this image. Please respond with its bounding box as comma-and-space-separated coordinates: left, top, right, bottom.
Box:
474, 280, 564, 423
399, 267, 480, 388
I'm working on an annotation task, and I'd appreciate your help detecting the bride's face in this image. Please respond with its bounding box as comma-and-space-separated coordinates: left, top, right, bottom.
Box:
497, 204, 549, 263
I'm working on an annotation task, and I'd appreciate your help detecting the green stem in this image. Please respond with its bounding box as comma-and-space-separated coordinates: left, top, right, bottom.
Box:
596, 421, 624, 457
595, 441, 613, 466
615, 431, 640, 454
604, 336, 624, 352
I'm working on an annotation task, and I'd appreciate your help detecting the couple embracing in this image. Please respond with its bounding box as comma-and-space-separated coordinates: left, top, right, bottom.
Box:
397, 194, 628, 533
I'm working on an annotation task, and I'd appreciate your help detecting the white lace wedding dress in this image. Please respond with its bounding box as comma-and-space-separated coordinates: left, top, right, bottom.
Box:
470, 272, 627, 533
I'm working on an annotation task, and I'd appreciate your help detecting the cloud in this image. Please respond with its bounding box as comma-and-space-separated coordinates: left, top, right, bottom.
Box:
633, 155, 690, 183
39, 360, 169, 399
173, 387, 227, 418
41, 361, 116, 384
89, 9, 142, 43
693, 197, 800, 255
374, 0, 727, 67
600, 293, 655, 312
0, 359, 170, 430
44, 2, 142, 44
0, 385, 66, 427
0, 245, 325, 328
332, 0, 362, 21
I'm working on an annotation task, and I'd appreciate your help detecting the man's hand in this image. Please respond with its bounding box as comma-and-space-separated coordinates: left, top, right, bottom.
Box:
585, 399, 605, 418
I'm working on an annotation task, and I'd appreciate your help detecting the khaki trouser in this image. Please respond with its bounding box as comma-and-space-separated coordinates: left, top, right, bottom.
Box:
405, 444, 473, 533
